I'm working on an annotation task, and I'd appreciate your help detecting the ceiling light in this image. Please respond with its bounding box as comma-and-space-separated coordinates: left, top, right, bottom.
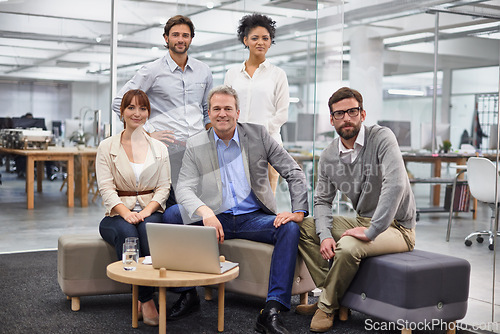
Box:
441, 22, 500, 35
290, 97, 300, 103
387, 89, 425, 96
56, 60, 90, 69
95, 37, 102, 43
204, 52, 212, 58
384, 33, 434, 45
206, 2, 214, 9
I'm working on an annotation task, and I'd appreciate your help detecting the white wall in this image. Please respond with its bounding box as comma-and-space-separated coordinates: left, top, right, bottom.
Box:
0, 81, 71, 131
382, 97, 440, 150
71, 82, 99, 119
379, 66, 500, 151
452, 66, 499, 95
70, 81, 114, 142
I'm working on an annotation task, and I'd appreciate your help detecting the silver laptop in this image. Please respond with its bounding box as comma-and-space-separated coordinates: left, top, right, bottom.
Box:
146, 223, 238, 274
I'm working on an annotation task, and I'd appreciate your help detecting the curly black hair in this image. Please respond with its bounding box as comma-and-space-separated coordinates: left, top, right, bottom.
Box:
237, 13, 276, 46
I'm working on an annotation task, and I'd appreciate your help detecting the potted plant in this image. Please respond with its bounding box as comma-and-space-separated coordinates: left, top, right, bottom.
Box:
439, 140, 452, 153
70, 130, 91, 149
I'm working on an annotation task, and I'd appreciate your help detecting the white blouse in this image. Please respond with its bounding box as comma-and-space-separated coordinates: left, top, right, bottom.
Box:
129, 160, 145, 212
224, 59, 289, 144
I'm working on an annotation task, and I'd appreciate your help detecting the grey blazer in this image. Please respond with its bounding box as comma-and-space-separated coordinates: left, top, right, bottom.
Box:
176, 122, 309, 219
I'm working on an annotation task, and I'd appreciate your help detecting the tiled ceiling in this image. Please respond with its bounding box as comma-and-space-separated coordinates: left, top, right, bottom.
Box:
0, 0, 499, 83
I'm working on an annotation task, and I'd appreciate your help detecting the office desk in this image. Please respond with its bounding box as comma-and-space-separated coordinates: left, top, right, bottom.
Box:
0, 147, 97, 209
402, 153, 474, 207
75, 148, 98, 207
292, 152, 473, 202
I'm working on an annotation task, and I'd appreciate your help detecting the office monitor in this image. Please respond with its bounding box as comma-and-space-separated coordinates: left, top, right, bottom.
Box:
420, 123, 450, 151
52, 121, 62, 137
0, 117, 13, 129
12, 117, 46, 130
282, 121, 297, 144
377, 120, 412, 151
295, 113, 318, 142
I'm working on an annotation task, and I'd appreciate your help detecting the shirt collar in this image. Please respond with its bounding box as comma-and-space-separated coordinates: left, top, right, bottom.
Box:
238, 59, 271, 73
260, 59, 271, 68
165, 51, 192, 72
338, 124, 365, 153
213, 126, 240, 147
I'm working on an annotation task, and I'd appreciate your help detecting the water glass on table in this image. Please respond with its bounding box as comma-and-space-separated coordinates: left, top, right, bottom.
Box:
125, 237, 139, 246
122, 240, 139, 271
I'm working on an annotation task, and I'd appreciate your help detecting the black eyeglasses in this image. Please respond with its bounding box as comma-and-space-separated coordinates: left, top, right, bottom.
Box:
330, 107, 361, 120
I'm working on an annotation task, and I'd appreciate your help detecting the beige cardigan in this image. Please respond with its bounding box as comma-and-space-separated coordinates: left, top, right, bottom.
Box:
96, 129, 171, 217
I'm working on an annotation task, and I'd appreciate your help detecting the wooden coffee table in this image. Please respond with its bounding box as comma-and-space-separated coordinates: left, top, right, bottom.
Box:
107, 258, 239, 333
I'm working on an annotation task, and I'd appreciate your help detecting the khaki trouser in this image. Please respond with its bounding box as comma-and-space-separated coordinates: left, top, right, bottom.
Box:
298, 216, 415, 314
268, 164, 279, 195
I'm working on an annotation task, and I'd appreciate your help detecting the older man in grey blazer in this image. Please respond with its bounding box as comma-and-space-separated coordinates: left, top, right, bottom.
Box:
170, 85, 308, 334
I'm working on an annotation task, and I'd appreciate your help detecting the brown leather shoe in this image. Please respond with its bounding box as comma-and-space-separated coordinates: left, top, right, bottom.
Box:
295, 302, 318, 316
310, 308, 334, 332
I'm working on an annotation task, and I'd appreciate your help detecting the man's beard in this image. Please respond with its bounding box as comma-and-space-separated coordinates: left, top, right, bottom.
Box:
169, 43, 189, 54
337, 122, 361, 140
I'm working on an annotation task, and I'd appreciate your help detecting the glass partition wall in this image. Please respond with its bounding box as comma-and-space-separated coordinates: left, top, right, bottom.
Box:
111, 0, 344, 211
1, 0, 499, 329
351, 5, 500, 327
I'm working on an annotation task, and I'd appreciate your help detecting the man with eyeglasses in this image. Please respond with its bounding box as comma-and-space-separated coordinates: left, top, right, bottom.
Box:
295, 87, 416, 332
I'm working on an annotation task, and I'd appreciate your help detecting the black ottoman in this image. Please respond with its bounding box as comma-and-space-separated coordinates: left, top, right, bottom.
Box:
340, 249, 470, 333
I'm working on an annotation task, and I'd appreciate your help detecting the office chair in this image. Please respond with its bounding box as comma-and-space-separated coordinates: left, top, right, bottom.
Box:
464, 157, 500, 250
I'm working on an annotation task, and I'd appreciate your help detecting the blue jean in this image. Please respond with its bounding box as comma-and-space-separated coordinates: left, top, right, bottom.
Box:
163, 205, 300, 310
99, 212, 163, 303
163, 203, 193, 225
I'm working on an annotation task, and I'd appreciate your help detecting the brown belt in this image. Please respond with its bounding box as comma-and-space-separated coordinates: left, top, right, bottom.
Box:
117, 189, 155, 197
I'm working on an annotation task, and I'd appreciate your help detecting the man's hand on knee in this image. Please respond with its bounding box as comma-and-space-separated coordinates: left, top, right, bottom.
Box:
274, 211, 304, 227
197, 205, 225, 244
341, 227, 371, 242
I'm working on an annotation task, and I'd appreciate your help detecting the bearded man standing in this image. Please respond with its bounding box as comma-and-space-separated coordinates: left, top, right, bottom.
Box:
112, 15, 213, 320
113, 15, 213, 195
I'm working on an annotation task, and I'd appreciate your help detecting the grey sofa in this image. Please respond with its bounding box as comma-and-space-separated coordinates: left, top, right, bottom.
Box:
57, 234, 315, 311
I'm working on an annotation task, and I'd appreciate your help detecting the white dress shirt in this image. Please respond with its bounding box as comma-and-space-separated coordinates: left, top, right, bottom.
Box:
224, 59, 289, 144
113, 52, 213, 142
338, 125, 366, 163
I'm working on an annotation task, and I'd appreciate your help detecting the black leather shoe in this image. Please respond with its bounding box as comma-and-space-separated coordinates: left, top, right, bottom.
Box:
167, 289, 200, 321
255, 307, 290, 334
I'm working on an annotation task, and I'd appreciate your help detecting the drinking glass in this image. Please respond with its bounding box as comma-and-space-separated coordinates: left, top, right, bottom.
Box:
125, 237, 139, 246
122, 241, 139, 271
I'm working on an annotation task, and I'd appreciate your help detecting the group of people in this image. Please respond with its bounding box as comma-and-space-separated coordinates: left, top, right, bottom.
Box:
96, 13, 417, 334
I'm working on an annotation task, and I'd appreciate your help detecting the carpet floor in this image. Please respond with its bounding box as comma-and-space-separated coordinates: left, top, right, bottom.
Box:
0, 250, 470, 334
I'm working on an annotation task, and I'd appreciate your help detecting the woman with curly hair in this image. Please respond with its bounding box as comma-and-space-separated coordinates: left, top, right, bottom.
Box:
224, 13, 290, 194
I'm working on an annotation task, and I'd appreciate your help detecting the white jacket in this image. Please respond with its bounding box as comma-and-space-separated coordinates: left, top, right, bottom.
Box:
96, 129, 171, 216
